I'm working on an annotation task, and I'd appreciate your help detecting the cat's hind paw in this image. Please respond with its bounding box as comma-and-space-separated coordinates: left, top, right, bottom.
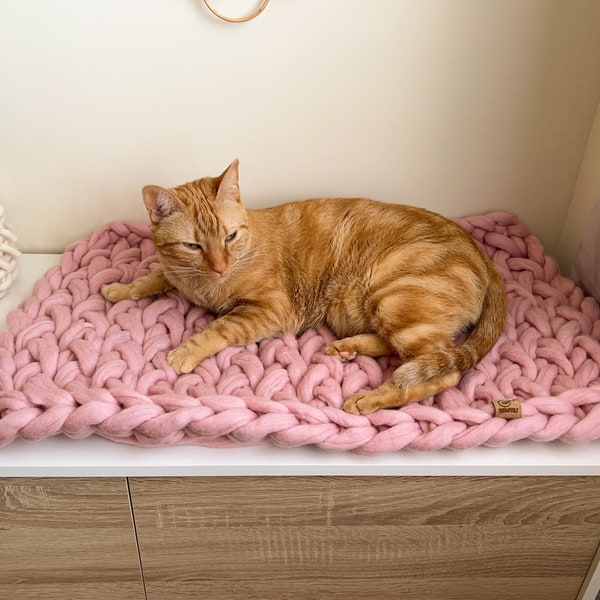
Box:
325, 334, 394, 361
324, 342, 358, 362
342, 394, 364, 414
342, 392, 380, 414
342, 383, 402, 414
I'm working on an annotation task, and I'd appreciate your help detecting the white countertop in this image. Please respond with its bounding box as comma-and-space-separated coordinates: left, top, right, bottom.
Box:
1, 254, 599, 477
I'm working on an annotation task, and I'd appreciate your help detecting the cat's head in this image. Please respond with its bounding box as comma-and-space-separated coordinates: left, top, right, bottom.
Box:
142, 159, 250, 281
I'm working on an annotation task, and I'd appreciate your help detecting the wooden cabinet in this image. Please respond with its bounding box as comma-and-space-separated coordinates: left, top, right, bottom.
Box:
2, 476, 600, 600
129, 477, 600, 600
0, 478, 144, 599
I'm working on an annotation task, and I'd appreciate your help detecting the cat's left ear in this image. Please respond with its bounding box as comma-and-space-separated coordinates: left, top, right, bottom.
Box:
215, 159, 241, 204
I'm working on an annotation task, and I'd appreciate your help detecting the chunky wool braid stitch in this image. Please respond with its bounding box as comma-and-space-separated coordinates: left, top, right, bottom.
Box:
1, 212, 600, 452
0, 204, 19, 300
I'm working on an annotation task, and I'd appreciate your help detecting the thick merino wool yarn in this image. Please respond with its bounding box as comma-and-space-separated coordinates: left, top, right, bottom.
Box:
0, 204, 19, 300
1, 212, 600, 452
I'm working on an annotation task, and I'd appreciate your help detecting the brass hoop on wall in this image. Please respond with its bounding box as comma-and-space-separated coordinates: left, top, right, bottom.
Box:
203, 0, 270, 23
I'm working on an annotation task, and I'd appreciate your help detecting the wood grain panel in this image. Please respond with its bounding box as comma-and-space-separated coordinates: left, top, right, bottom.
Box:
130, 476, 600, 600
0, 478, 144, 600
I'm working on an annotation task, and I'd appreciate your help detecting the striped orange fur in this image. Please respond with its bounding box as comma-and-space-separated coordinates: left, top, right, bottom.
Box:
102, 160, 507, 413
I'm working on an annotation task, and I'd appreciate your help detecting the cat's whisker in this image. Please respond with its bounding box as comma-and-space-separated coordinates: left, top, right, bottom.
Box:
167, 267, 199, 274
164, 267, 208, 280
235, 247, 262, 264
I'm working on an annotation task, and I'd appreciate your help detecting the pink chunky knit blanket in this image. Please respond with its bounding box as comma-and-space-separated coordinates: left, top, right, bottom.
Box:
1, 212, 600, 452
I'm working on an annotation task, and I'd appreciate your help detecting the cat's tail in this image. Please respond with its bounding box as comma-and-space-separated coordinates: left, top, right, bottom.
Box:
393, 267, 507, 393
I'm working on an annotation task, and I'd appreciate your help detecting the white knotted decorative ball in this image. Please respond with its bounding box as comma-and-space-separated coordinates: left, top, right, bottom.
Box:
0, 204, 20, 299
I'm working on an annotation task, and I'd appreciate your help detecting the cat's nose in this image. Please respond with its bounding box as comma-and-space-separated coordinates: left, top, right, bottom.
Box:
207, 249, 228, 275
210, 261, 228, 275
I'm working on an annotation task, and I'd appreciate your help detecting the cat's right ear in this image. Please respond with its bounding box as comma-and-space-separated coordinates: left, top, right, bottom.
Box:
142, 186, 184, 224
215, 159, 241, 205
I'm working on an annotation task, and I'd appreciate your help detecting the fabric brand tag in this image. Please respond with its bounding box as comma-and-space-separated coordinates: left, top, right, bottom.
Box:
493, 398, 522, 419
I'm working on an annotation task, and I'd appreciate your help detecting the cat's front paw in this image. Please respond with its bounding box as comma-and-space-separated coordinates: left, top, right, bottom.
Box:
102, 282, 138, 303
167, 343, 200, 374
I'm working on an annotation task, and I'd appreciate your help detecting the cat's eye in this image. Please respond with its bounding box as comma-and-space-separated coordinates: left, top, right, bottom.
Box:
225, 231, 238, 243
183, 242, 203, 251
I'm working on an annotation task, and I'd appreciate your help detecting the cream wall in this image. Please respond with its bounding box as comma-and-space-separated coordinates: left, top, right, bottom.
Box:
557, 100, 600, 274
1, 0, 600, 266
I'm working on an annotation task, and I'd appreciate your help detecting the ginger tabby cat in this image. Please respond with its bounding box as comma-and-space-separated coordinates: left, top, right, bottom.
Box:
102, 160, 506, 413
